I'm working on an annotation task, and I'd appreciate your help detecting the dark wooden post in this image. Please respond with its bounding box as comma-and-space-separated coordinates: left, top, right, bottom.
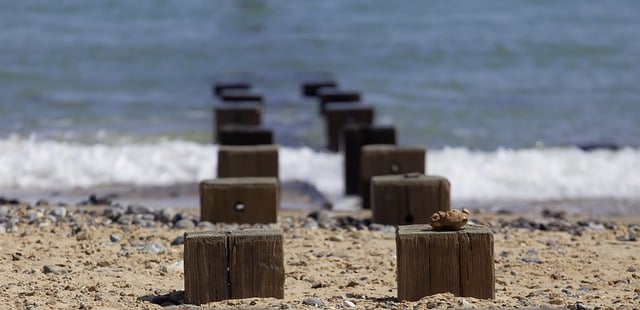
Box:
396, 224, 495, 301
343, 124, 396, 195
214, 104, 262, 143
324, 104, 374, 152
184, 229, 284, 305
200, 177, 278, 224
371, 174, 450, 225
318, 89, 361, 114
218, 125, 273, 146
213, 80, 251, 97
217, 145, 279, 178
360, 145, 426, 209
302, 79, 337, 97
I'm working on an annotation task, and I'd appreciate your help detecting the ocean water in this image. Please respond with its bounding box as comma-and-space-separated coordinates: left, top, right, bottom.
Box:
1, 1, 639, 207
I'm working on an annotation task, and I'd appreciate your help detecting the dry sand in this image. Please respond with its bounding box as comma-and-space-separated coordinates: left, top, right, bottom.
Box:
0, 201, 639, 309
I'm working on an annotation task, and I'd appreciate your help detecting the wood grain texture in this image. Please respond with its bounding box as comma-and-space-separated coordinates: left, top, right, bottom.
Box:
214, 104, 262, 143
217, 145, 279, 178
396, 224, 494, 301
218, 125, 273, 146
371, 174, 450, 225
343, 125, 396, 195
324, 103, 374, 152
360, 145, 426, 209
228, 229, 285, 299
184, 231, 229, 305
200, 178, 278, 224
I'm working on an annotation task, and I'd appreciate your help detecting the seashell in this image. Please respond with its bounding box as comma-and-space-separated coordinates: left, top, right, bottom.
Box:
429, 209, 470, 231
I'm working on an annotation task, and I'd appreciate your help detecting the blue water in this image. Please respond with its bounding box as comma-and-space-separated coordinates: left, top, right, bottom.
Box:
1, 0, 639, 150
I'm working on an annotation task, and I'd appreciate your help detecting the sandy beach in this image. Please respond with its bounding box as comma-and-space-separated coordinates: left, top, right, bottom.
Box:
1, 194, 639, 309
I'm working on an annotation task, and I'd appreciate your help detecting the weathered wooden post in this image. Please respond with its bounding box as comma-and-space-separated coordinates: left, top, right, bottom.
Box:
343, 124, 396, 195
218, 125, 273, 146
200, 177, 278, 224
213, 80, 251, 97
317, 88, 361, 114
217, 145, 279, 178
324, 103, 374, 152
360, 145, 426, 209
184, 229, 284, 305
214, 104, 262, 143
370, 174, 450, 225
396, 224, 495, 301
301, 78, 338, 97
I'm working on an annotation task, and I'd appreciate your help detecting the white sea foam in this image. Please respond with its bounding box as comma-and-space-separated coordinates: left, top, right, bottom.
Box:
1, 137, 639, 202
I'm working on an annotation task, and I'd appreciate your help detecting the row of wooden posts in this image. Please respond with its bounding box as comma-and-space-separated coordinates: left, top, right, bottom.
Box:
183, 78, 495, 305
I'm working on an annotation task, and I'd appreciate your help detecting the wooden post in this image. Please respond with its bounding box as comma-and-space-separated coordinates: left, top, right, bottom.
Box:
200, 177, 278, 224
302, 79, 337, 97
217, 145, 278, 178
218, 125, 273, 146
184, 229, 284, 305
218, 89, 263, 104
360, 145, 425, 209
396, 224, 495, 301
318, 89, 361, 114
184, 231, 229, 304
343, 124, 396, 195
214, 104, 262, 143
213, 80, 251, 97
370, 174, 450, 225
324, 104, 374, 152
228, 229, 284, 299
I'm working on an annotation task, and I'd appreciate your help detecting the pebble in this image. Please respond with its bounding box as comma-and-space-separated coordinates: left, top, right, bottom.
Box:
117, 214, 134, 225
302, 219, 319, 229
302, 297, 324, 307
140, 242, 166, 254
328, 235, 343, 242
0, 206, 9, 218
0, 225, 5, 234
51, 207, 67, 218
43, 265, 68, 275
127, 204, 152, 215
157, 208, 177, 223
174, 219, 195, 229
458, 298, 470, 307
170, 236, 185, 246
109, 234, 122, 243
103, 205, 125, 220
343, 300, 356, 308
160, 260, 184, 274
197, 221, 215, 229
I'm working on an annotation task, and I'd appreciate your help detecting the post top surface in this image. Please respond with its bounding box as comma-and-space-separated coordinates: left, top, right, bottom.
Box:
200, 177, 278, 186
215, 103, 262, 111
184, 229, 282, 240
362, 144, 426, 153
218, 145, 278, 152
372, 174, 449, 184
397, 224, 492, 236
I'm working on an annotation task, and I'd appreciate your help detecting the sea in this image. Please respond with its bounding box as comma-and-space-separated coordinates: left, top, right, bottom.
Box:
1, 1, 639, 214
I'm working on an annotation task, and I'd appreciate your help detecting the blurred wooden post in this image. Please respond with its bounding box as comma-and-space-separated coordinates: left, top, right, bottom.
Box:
228, 229, 284, 299
324, 104, 374, 152
200, 177, 278, 224
318, 89, 361, 114
184, 229, 284, 305
214, 104, 262, 143
218, 125, 273, 145
360, 145, 425, 209
184, 231, 229, 304
213, 80, 251, 97
302, 79, 337, 97
396, 224, 495, 301
371, 174, 450, 225
218, 89, 263, 104
217, 145, 279, 178
343, 124, 396, 195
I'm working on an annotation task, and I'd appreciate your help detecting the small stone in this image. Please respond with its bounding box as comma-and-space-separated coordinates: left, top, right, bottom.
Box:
0, 206, 9, 218
197, 221, 215, 228
522, 257, 542, 264
174, 219, 195, 229
0, 225, 5, 234
12, 252, 22, 261
511, 270, 518, 276
458, 298, 470, 306
302, 297, 324, 307
104, 205, 125, 220
343, 300, 355, 308
575, 302, 591, 310
328, 235, 343, 242
157, 208, 177, 223
127, 204, 152, 215
303, 219, 319, 229
43, 265, 67, 275
627, 267, 637, 272
51, 207, 67, 218
140, 242, 166, 254
117, 214, 134, 225
429, 209, 470, 231
109, 234, 122, 243
160, 260, 184, 274
170, 236, 185, 246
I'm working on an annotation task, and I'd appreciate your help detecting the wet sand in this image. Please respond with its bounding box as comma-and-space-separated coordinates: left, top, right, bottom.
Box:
0, 196, 639, 309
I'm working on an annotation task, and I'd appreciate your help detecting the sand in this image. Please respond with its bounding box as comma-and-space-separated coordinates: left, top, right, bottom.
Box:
0, 201, 639, 309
